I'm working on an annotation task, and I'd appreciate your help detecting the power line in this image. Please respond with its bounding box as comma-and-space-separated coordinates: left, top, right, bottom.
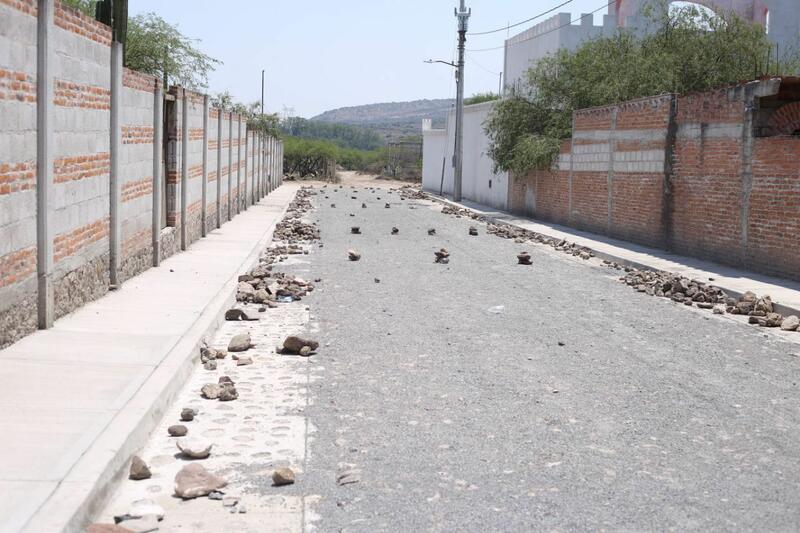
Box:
468, 57, 500, 76
467, 0, 615, 53
467, 0, 574, 36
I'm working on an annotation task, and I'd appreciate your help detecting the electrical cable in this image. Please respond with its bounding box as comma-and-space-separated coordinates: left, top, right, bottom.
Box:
467, 0, 574, 36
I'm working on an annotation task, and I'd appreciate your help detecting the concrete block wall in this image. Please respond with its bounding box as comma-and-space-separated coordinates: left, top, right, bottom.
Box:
0, 1, 284, 348
51, 0, 112, 318
0, 0, 39, 344
207, 107, 219, 232
184, 90, 205, 245
120, 67, 157, 281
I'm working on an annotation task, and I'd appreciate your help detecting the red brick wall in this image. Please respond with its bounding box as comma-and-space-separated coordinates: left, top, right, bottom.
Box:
508, 80, 800, 281
610, 173, 664, 244
748, 136, 800, 277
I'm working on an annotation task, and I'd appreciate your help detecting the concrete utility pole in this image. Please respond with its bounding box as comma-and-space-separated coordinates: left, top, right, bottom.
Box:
261, 70, 265, 115
454, 0, 470, 203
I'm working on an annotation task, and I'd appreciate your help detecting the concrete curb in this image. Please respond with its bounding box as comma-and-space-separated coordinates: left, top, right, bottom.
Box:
424, 193, 800, 319
22, 191, 297, 533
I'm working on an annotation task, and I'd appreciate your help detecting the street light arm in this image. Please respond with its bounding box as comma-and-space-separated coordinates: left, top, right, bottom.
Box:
424, 59, 458, 68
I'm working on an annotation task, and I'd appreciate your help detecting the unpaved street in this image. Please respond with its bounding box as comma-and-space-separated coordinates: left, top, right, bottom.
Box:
101, 180, 800, 532
302, 183, 800, 531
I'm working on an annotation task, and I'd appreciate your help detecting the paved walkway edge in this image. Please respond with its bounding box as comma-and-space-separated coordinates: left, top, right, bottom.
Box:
24, 192, 296, 533
426, 193, 800, 318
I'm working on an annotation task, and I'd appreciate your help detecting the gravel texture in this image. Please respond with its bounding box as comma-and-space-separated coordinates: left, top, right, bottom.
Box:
300, 185, 800, 532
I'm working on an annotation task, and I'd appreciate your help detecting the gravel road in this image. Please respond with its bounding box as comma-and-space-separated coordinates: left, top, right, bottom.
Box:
297, 184, 800, 532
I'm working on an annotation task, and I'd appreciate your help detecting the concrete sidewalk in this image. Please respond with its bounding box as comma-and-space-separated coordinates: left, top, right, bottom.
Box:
433, 195, 800, 316
0, 184, 298, 533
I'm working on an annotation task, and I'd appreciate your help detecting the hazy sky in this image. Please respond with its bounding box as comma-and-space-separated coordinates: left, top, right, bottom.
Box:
130, 1, 615, 117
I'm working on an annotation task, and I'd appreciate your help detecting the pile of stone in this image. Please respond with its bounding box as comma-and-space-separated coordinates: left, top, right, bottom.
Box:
201, 376, 239, 402
236, 271, 315, 304
623, 270, 729, 308
621, 270, 800, 330
398, 185, 426, 200
487, 224, 594, 259
441, 204, 487, 222
273, 218, 320, 242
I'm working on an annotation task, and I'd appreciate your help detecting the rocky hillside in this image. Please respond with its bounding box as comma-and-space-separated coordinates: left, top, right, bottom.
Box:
311, 99, 453, 140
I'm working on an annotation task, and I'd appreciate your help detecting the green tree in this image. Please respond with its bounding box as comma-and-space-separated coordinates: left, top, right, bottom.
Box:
126, 12, 220, 90
485, 1, 799, 175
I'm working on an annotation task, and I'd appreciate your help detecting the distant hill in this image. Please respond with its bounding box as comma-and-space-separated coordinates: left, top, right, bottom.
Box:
311, 99, 454, 140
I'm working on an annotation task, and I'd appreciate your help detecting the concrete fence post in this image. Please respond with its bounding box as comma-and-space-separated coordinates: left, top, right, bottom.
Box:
152, 82, 163, 265
201, 95, 209, 237
216, 107, 222, 228
109, 40, 122, 287
243, 126, 248, 210
180, 90, 188, 250
36, 0, 54, 329
227, 112, 233, 221
251, 132, 256, 204
236, 116, 242, 214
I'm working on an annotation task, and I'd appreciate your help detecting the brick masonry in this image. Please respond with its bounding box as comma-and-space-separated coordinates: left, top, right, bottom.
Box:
509, 78, 800, 281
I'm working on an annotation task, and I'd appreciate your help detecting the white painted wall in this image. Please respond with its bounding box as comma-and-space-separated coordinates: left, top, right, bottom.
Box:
422, 102, 508, 211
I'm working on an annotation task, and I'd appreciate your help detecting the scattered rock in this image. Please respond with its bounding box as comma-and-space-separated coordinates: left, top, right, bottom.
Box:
712, 305, 726, 315
168, 425, 188, 437
219, 384, 239, 401
235, 356, 253, 367
517, 252, 532, 265
219, 375, 234, 386
174, 463, 227, 499
228, 333, 253, 352
180, 408, 196, 422
177, 439, 213, 459
236, 282, 255, 301
224, 308, 258, 321
764, 312, 784, 327
391, 227, 399, 235
348, 249, 361, 261
203, 360, 217, 371
299, 346, 312, 357
468, 227, 478, 236
208, 490, 224, 500
434, 248, 450, 264
253, 289, 271, 304
272, 467, 295, 486
385, 203, 390, 209
129, 456, 151, 480
280, 336, 319, 355
428, 228, 436, 235
374, 278, 381, 283
361, 203, 367, 208
781, 315, 800, 331
201, 383, 221, 400
351, 226, 361, 234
